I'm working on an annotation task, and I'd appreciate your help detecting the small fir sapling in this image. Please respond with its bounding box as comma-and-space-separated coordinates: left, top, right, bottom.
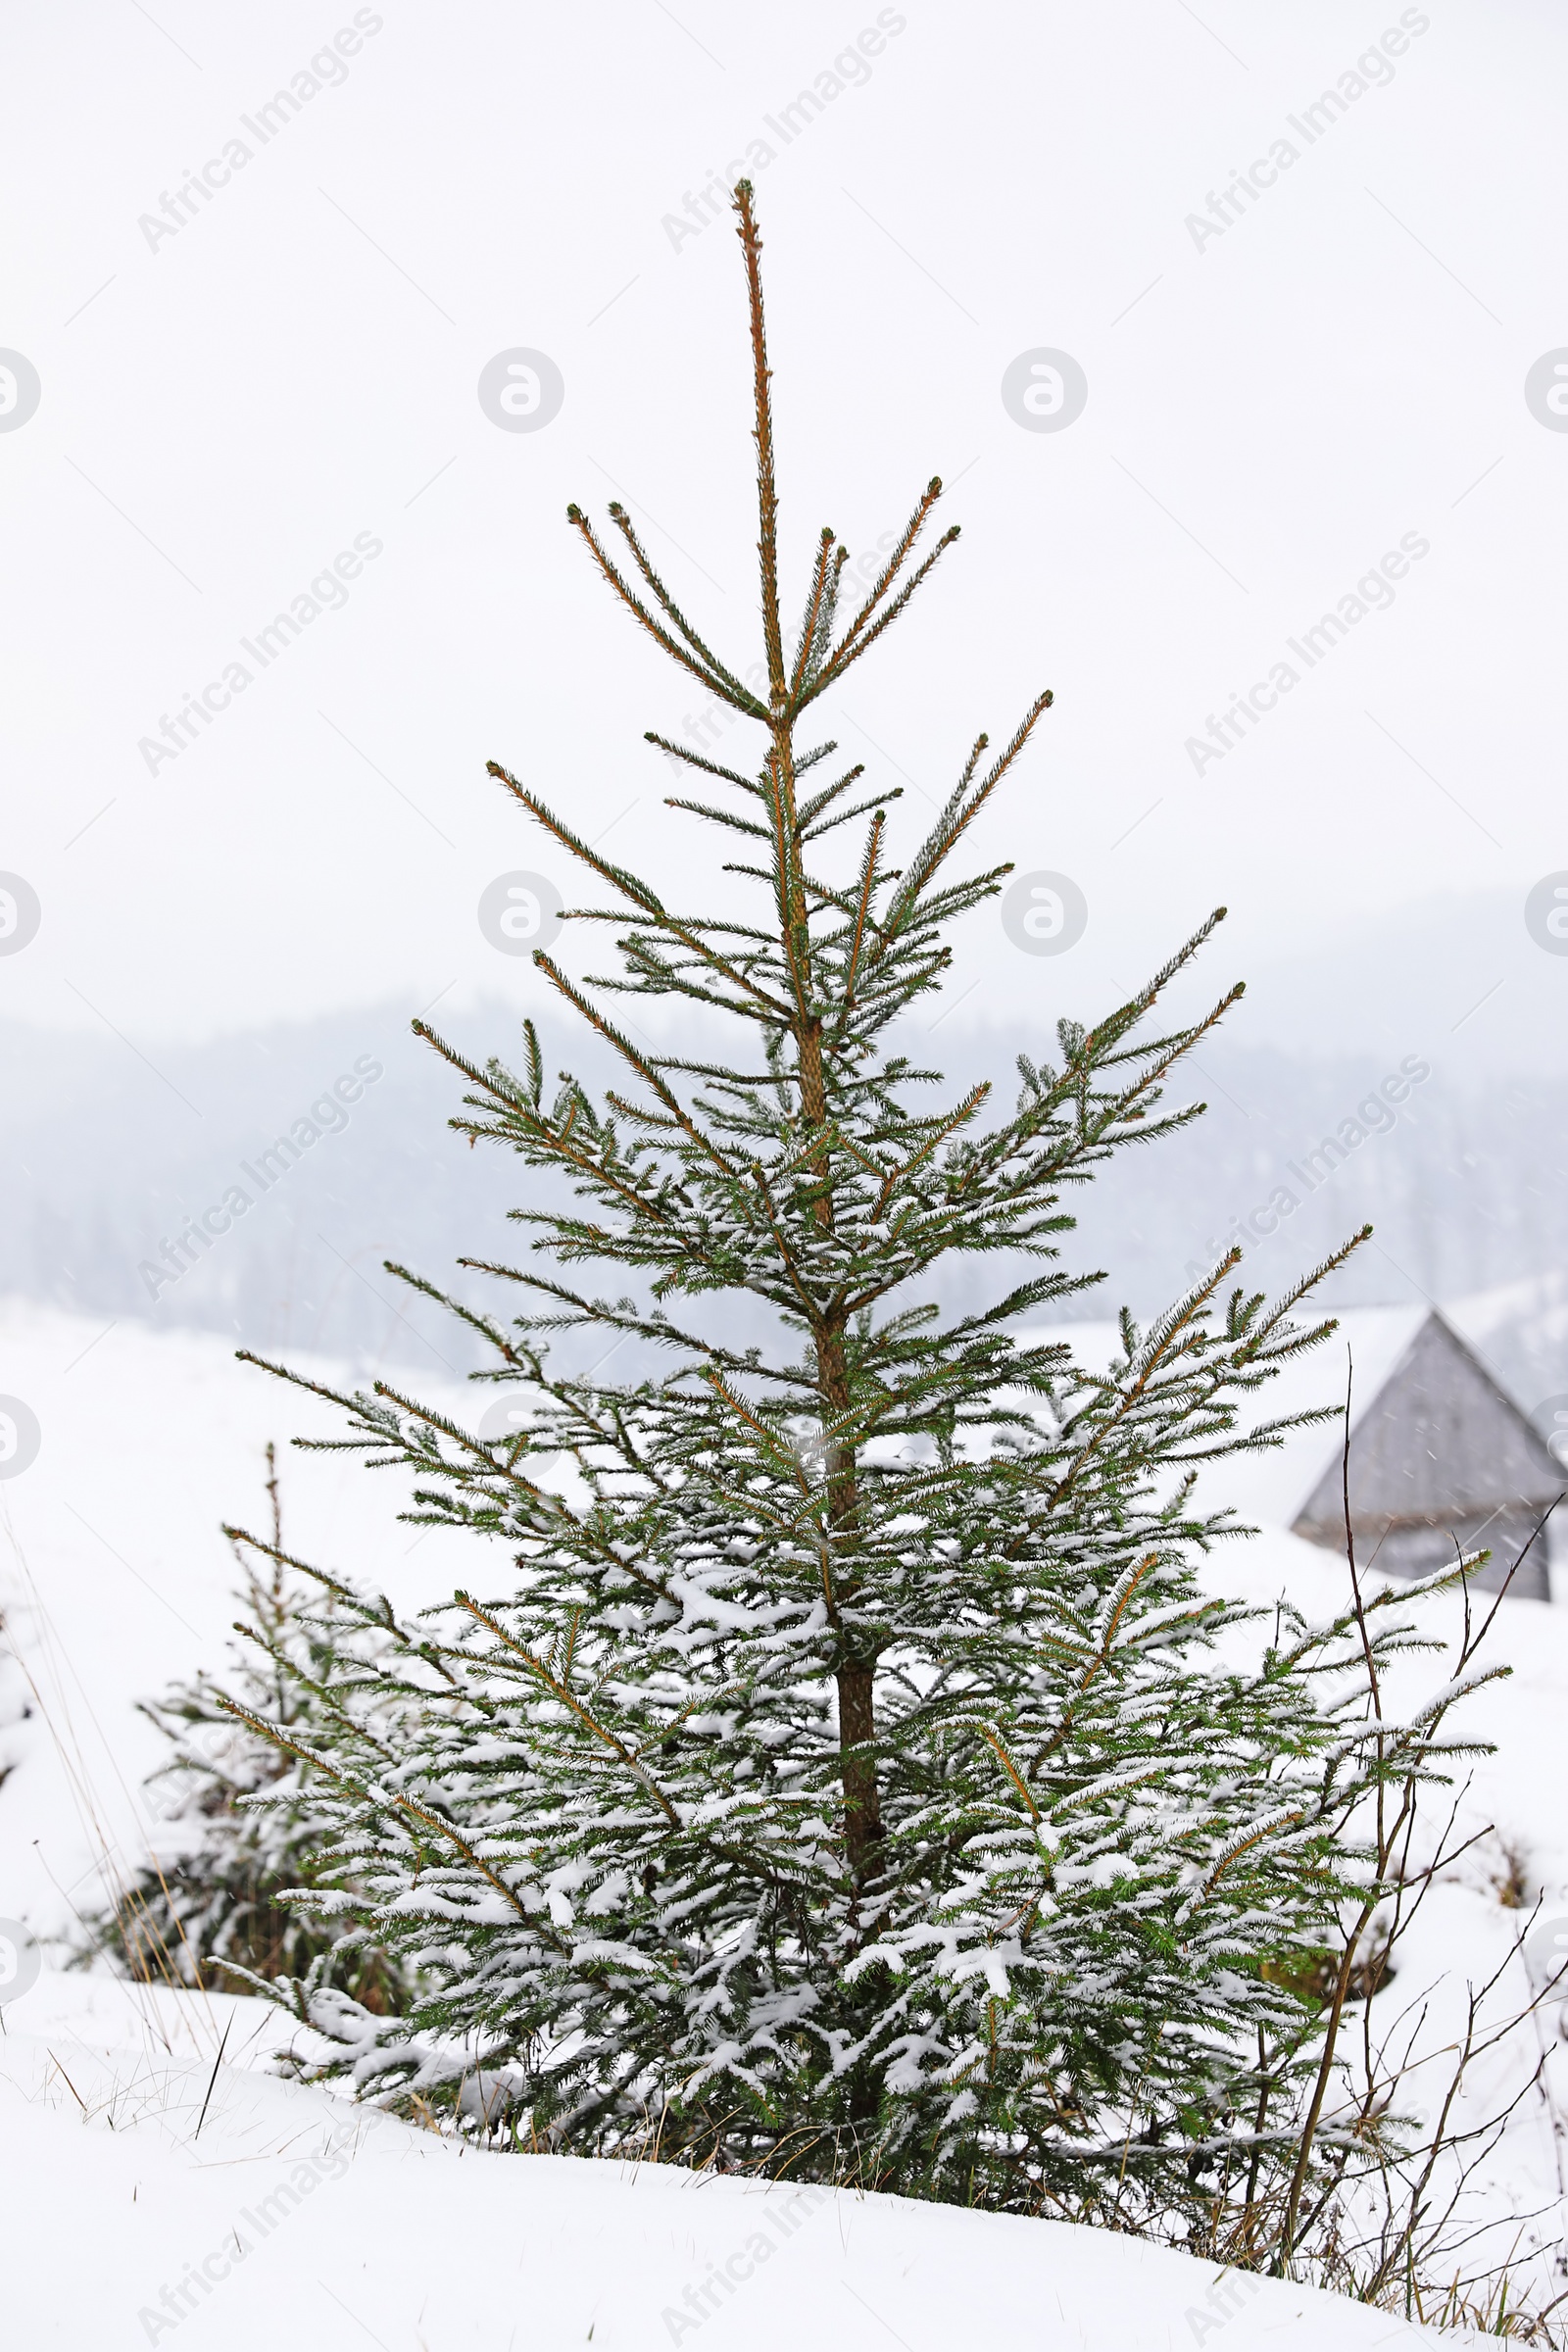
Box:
220, 186, 1506, 2226
84, 1446, 409, 2013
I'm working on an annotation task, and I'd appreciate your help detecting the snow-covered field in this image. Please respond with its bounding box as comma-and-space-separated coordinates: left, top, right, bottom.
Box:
7, 1970, 1465, 2352
2, 1297, 1564, 2348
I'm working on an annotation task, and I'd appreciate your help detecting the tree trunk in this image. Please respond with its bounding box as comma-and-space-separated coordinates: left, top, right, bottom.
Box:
814, 1319, 881, 1873
784, 732, 882, 1875
837, 1660, 883, 1870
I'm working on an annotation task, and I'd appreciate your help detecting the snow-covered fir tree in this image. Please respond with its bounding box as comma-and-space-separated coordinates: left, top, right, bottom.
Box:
87, 1446, 408, 2012
223, 184, 1491, 2218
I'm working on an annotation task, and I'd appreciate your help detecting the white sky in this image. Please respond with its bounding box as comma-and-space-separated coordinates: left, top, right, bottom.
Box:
2, 0, 1566, 1056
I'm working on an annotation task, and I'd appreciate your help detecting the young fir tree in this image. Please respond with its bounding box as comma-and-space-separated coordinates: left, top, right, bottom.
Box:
87, 1447, 408, 2012
222, 184, 1468, 2212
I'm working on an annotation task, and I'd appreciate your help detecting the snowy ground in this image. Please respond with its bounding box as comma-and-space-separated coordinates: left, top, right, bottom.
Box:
6, 1966, 1475, 2352
2, 1297, 1564, 2346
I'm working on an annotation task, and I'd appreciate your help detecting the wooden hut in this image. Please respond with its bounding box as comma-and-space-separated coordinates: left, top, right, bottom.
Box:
1290, 1309, 1563, 1600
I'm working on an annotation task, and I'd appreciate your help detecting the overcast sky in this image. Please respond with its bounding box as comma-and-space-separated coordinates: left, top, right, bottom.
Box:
3, 1, 1566, 1066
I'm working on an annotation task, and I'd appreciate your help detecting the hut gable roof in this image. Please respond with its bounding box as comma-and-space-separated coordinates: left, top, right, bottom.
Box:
1291, 1310, 1564, 1544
